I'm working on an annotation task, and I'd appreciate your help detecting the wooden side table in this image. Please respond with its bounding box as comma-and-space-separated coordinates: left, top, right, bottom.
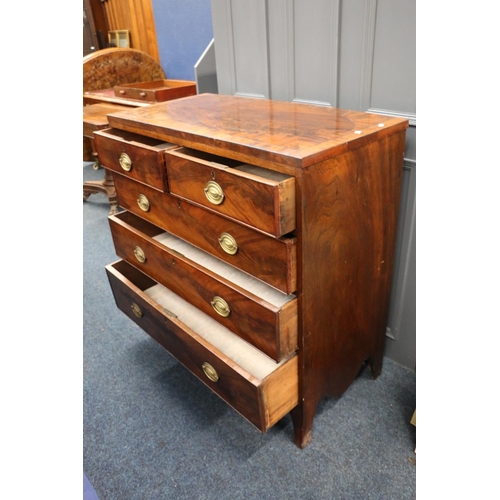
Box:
83, 103, 125, 214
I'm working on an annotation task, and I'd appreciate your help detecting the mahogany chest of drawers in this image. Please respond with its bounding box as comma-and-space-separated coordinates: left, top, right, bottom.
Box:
94, 94, 408, 448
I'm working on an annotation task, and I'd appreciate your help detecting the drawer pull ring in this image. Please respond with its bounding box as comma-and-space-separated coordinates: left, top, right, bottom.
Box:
131, 302, 143, 318
211, 296, 231, 317
204, 180, 225, 205
202, 362, 219, 382
119, 152, 132, 171
218, 232, 238, 255
133, 246, 146, 263
137, 194, 150, 212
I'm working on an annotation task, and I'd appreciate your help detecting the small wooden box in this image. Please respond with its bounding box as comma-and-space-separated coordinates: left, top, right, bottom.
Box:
113, 79, 197, 102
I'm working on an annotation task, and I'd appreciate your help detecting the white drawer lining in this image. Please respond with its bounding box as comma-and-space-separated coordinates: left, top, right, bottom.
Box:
145, 283, 283, 379
234, 164, 291, 182
153, 232, 294, 307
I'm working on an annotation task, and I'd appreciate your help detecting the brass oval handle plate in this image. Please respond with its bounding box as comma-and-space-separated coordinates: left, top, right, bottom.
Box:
210, 296, 231, 317
204, 180, 224, 205
137, 194, 150, 212
119, 152, 132, 171
133, 246, 146, 263
218, 232, 238, 255
131, 302, 143, 318
202, 362, 219, 382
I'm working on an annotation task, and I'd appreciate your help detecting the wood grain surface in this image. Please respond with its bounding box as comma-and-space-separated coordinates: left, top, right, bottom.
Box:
112, 173, 298, 294
99, 94, 408, 448
83, 48, 165, 92
165, 147, 296, 237
106, 260, 299, 432
107, 93, 408, 168
108, 211, 298, 361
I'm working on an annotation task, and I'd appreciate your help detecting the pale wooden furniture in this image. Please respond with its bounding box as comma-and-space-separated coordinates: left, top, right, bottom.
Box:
94, 94, 408, 448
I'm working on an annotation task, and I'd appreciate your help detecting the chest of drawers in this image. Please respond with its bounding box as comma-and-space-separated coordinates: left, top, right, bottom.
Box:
94, 94, 408, 448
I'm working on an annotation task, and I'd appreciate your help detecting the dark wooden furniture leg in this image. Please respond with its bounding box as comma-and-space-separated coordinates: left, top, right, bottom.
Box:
290, 403, 314, 449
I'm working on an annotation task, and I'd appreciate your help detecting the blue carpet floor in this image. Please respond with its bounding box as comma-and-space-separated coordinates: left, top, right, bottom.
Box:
83, 163, 416, 500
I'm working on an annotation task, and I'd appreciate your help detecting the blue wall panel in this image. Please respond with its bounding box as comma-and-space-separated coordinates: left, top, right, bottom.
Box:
152, 0, 214, 81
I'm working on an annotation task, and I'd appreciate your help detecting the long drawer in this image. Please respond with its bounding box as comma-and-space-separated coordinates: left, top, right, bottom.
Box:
105, 259, 299, 432
165, 147, 296, 237
93, 128, 176, 191
108, 211, 298, 361
112, 173, 298, 294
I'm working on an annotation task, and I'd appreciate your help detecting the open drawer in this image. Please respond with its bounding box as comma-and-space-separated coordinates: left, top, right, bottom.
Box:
94, 128, 176, 191
164, 147, 296, 237
112, 174, 298, 294
108, 211, 298, 361
105, 259, 299, 432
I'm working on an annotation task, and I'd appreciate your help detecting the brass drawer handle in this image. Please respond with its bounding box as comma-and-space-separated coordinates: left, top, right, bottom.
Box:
133, 246, 146, 263
140, 92, 147, 97
137, 193, 150, 212
202, 362, 219, 382
218, 232, 238, 255
119, 152, 132, 171
210, 296, 231, 317
204, 180, 224, 205
131, 302, 143, 318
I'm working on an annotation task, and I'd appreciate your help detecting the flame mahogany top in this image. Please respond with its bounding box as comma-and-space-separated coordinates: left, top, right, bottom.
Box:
107, 94, 408, 168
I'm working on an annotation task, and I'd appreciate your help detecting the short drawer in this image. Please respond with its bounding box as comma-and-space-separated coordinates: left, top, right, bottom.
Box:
165, 147, 296, 237
113, 79, 197, 102
105, 259, 299, 432
109, 211, 298, 361
113, 173, 297, 294
94, 128, 176, 191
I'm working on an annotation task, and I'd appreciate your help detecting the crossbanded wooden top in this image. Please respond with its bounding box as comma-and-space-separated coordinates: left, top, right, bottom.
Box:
107, 93, 408, 167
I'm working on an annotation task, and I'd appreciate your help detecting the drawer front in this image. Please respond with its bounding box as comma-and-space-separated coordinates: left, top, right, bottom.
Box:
113, 173, 297, 294
109, 212, 297, 361
115, 87, 157, 102
165, 147, 296, 237
94, 128, 175, 191
105, 260, 299, 431
108, 211, 298, 361
113, 80, 197, 103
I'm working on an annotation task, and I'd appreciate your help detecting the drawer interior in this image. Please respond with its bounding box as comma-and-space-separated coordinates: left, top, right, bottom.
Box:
97, 127, 175, 150
153, 232, 295, 307
170, 147, 243, 168
109, 259, 290, 380
172, 147, 292, 182
113, 211, 296, 307
145, 283, 285, 380
107, 259, 299, 430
